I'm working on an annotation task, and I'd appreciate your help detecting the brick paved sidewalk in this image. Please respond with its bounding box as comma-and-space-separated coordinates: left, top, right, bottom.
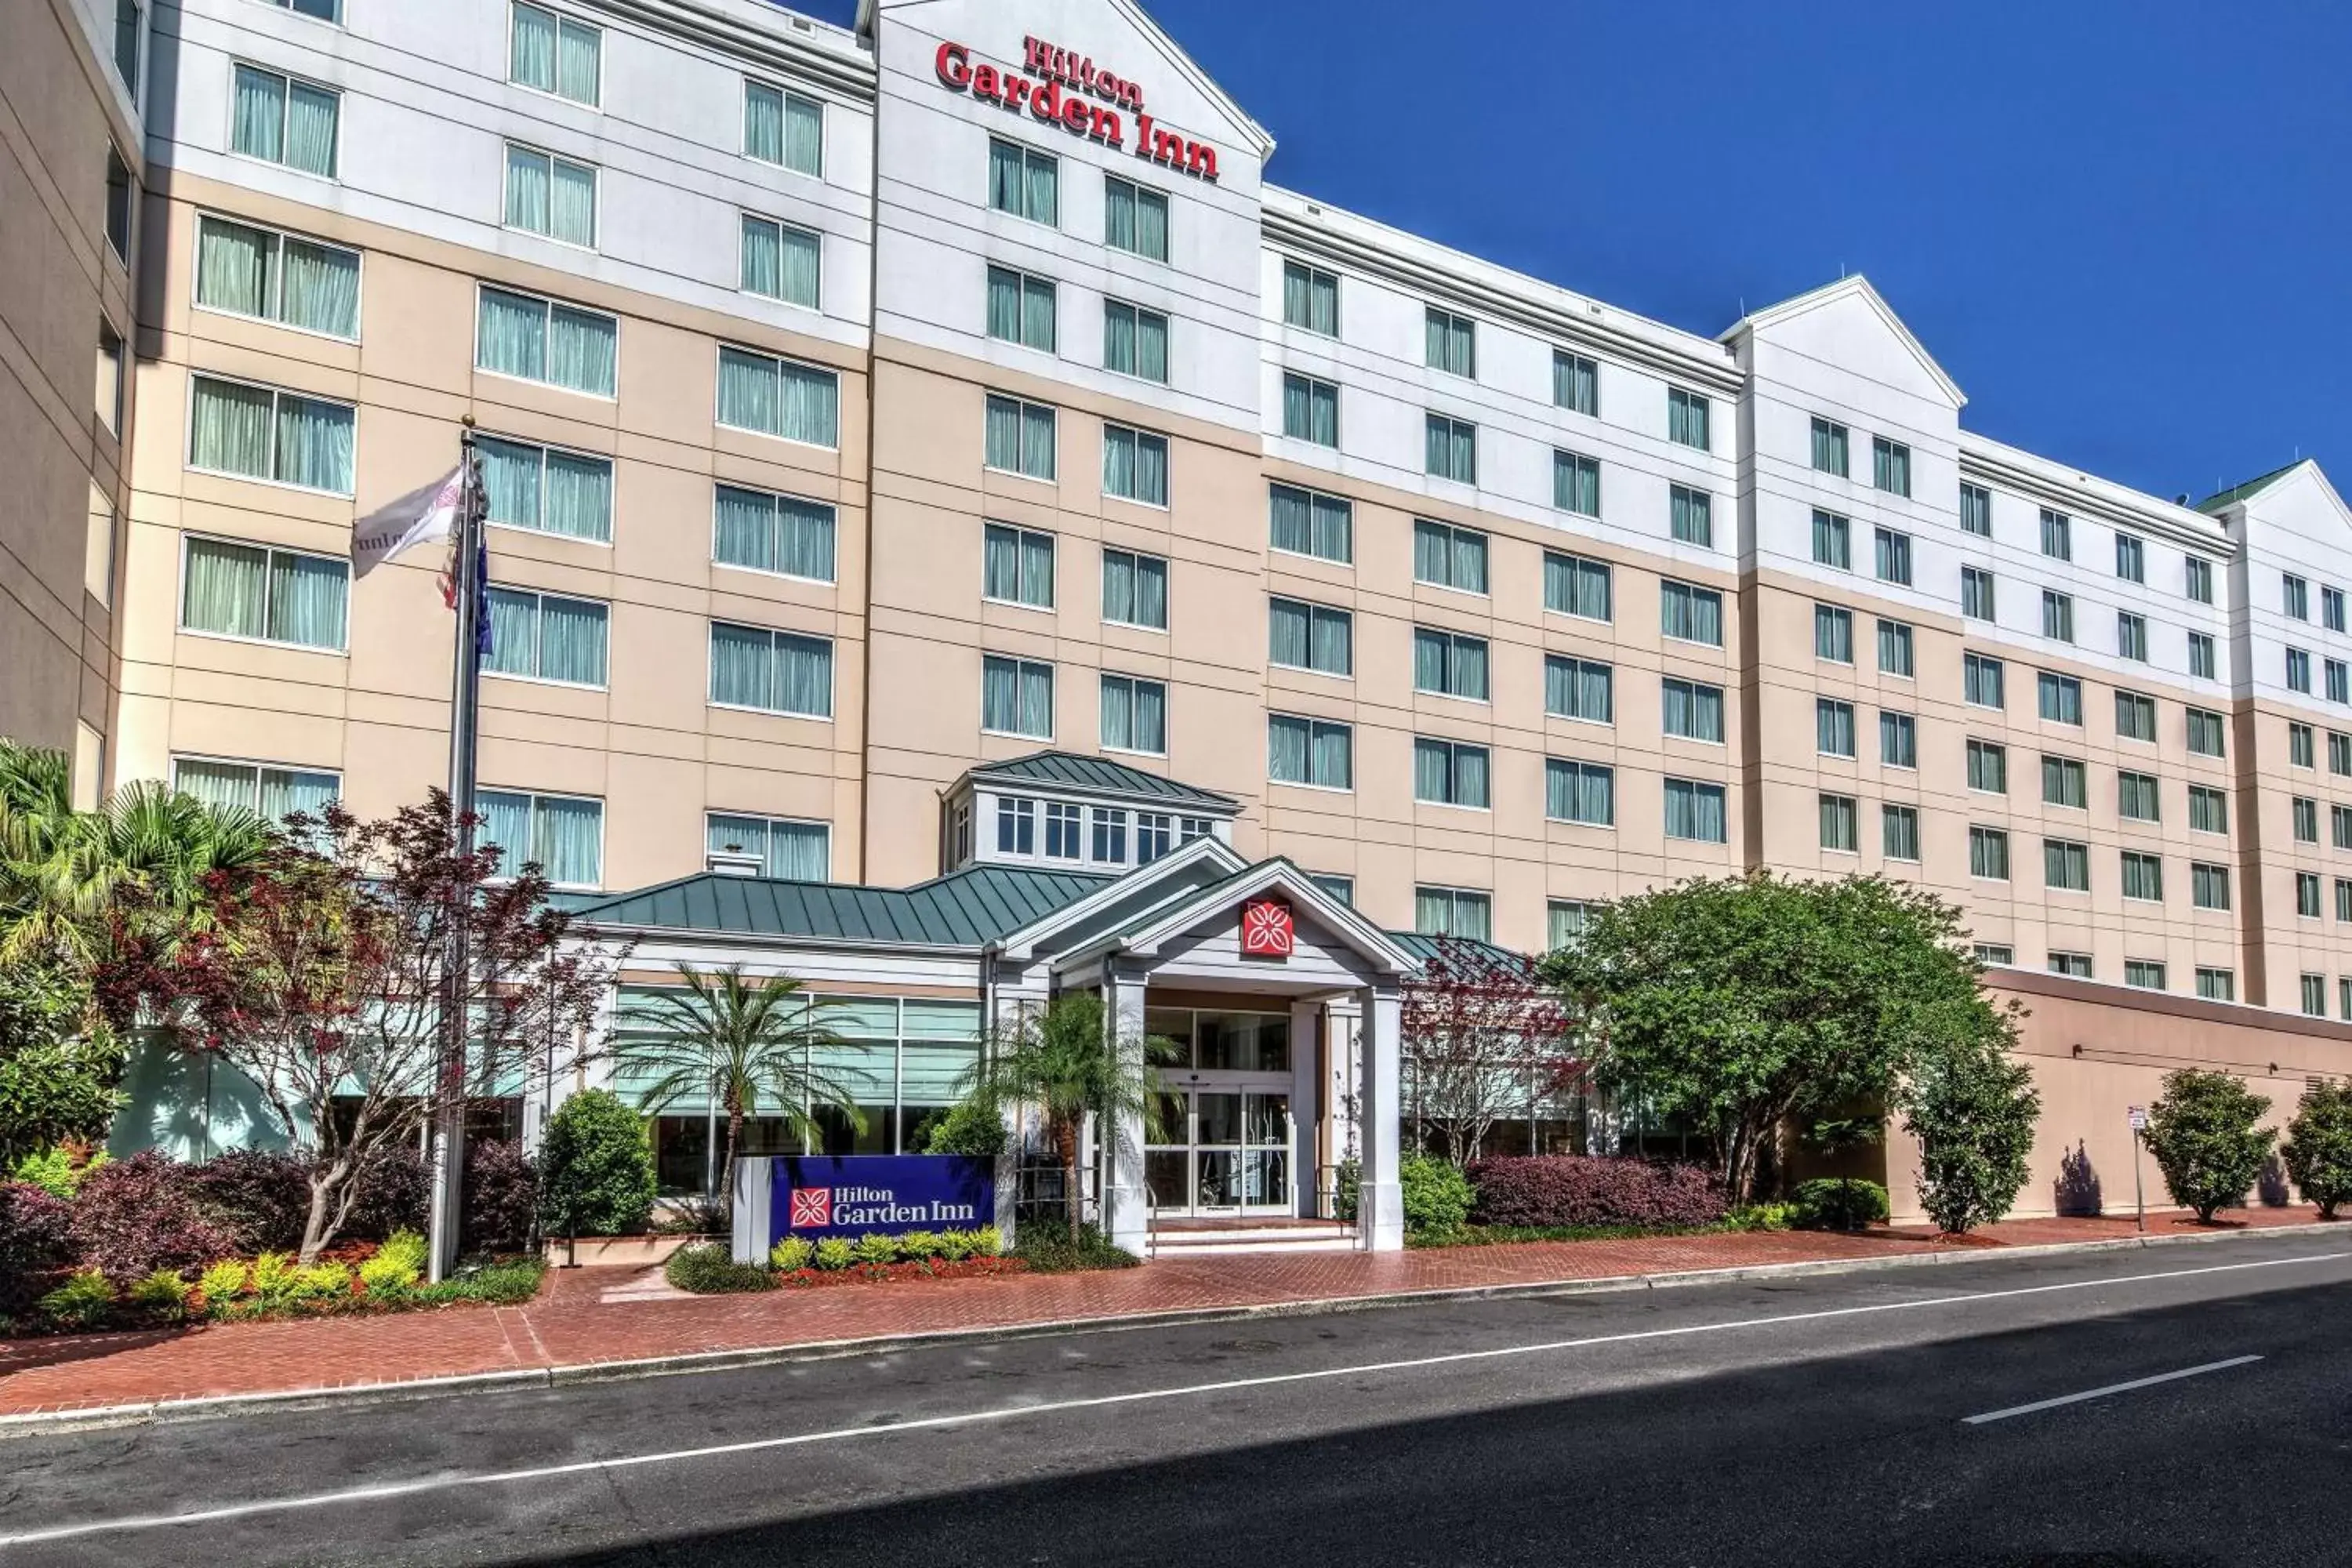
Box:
0, 1204, 2334, 1420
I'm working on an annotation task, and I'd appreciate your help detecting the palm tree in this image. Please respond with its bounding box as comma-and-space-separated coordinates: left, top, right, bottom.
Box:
616, 964, 866, 1221
964, 993, 1180, 1245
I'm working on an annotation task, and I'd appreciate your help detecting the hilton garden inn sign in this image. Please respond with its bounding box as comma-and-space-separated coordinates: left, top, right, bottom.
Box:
735, 1155, 996, 1254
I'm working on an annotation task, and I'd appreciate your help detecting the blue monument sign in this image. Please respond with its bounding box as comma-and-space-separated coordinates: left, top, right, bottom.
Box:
765, 1154, 995, 1247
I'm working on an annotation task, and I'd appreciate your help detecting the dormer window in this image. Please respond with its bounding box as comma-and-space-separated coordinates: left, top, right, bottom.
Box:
1091, 808, 1128, 864
1044, 802, 1082, 859
996, 796, 1036, 855
1137, 812, 1174, 865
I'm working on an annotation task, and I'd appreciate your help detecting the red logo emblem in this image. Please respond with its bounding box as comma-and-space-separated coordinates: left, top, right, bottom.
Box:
789, 1187, 833, 1229
1242, 898, 1294, 959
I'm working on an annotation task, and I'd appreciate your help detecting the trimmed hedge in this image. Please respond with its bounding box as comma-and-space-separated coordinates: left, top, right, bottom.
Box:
1465, 1155, 1727, 1230
1790, 1177, 1890, 1231
68, 1152, 228, 1283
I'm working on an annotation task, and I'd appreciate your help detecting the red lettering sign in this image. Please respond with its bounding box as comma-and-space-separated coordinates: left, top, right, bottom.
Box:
1242, 898, 1294, 959
933, 36, 1218, 181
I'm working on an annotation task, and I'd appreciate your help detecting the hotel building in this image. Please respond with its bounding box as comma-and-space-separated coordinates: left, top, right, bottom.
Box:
16, 0, 2352, 1241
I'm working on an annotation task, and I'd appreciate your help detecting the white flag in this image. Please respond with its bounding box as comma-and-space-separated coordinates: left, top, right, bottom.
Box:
353, 465, 467, 579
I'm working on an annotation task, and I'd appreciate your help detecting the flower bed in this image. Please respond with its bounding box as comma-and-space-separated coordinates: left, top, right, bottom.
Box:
659, 1224, 1147, 1294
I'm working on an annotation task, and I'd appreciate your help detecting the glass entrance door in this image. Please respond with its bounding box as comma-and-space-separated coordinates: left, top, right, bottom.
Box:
1145, 1086, 1293, 1215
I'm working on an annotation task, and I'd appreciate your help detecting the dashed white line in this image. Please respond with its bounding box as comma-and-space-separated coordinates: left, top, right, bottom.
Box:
1962, 1354, 2264, 1424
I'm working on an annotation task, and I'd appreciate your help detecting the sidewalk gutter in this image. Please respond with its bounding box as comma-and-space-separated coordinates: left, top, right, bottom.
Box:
1, 1221, 2332, 1436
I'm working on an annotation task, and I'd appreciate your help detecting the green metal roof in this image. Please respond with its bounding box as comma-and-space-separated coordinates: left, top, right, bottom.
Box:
970, 750, 1237, 808
2198, 461, 2303, 514
567, 865, 1112, 947
1388, 931, 1536, 970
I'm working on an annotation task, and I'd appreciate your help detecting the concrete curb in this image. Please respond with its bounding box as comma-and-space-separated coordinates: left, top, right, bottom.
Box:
2, 1220, 2334, 1436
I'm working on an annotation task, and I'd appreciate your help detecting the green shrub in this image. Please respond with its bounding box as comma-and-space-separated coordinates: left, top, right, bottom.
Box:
248, 1250, 299, 1304
1904, 1042, 2042, 1233
125, 1269, 191, 1323
1726, 1202, 1799, 1232
537, 1090, 658, 1238
1008, 1221, 1134, 1274
374, 1229, 429, 1277
769, 1236, 815, 1272
813, 1237, 856, 1271
11, 1147, 105, 1200
197, 1258, 250, 1306
896, 1230, 942, 1261
290, 1262, 352, 1301
1332, 1157, 1361, 1225
852, 1232, 901, 1266
2281, 1080, 2352, 1219
936, 1229, 975, 1261
1400, 1154, 1474, 1238
663, 1242, 774, 1294
2143, 1069, 2275, 1223
920, 1097, 1009, 1160
357, 1251, 420, 1295
38, 1269, 114, 1330
973, 1224, 1003, 1258
1791, 1178, 1890, 1231
411, 1256, 545, 1305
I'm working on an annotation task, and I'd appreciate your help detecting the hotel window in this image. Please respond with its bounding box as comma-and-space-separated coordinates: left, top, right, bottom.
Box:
717, 344, 837, 445
1546, 759, 1615, 826
1269, 597, 1352, 677
2339, 880, 2352, 923
1976, 944, 2015, 967
1548, 900, 1589, 949
1555, 452, 1602, 517
1664, 779, 1728, 844
1414, 520, 1489, 593
2333, 804, 2352, 851
1269, 482, 1352, 563
1269, 714, 1351, 789
174, 757, 340, 828
1871, 437, 1911, 497
1660, 579, 1722, 646
996, 797, 1036, 855
2288, 648, 2313, 694
2043, 838, 2089, 892
485, 587, 608, 687
1881, 712, 1917, 768
2332, 659, 2351, 705
2115, 689, 2155, 743
1965, 652, 2005, 709
1969, 825, 2009, 880
1663, 678, 1725, 743
2049, 952, 2092, 978
1816, 699, 1857, 758
981, 655, 1054, 739
1281, 260, 1339, 336
744, 79, 822, 176
2039, 509, 2071, 561
187, 376, 354, 494
1959, 482, 1991, 537
2118, 770, 2160, 823
1810, 417, 1849, 477
2294, 797, 2320, 844
477, 789, 601, 888
510, 2, 601, 106
503, 143, 597, 247
982, 523, 1054, 609
1875, 528, 1911, 586
96, 325, 122, 435
2192, 862, 2231, 910
1544, 655, 1613, 724
114, 0, 141, 93
1882, 804, 1920, 862
985, 265, 1057, 351
1813, 510, 1850, 570
2038, 670, 2082, 725
706, 813, 829, 882
2299, 873, 2325, 919
984, 394, 1057, 481
230, 64, 339, 178
1099, 674, 1167, 755
2188, 785, 2228, 835
2291, 721, 2315, 768
1962, 566, 1995, 622
1281, 372, 1338, 445
1091, 808, 1128, 866
2188, 632, 2216, 680
2285, 573, 2311, 620
1815, 604, 1853, 663
2114, 532, 2145, 583
1415, 887, 1492, 942
1425, 307, 1476, 379
2196, 967, 2234, 1001
2185, 556, 2213, 604
1104, 300, 1170, 383
1544, 552, 1613, 621
2329, 586, 2348, 633
1554, 350, 1599, 416
1668, 387, 1710, 451
1427, 416, 1478, 484
709, 622, 833, 719
194, 215, 361, 339
2041, 590, 2074, 643
2334, 731, 2352, 775
1103, 176, 1169, 261
988, 138, 1058, 226
2307, 975, 2331, 1018
1102, 548, 1168, 631
713, 483, 832, 579
741, 215, 821, 307
1414, 628, 1490, 702
1820, 793, 1857, 853
2042, 755, 2087, 809
2125, 960, 2167, 992
180, 537, 347, 650
1967, 739, 2007, 794
2117, 612, 2148, 662
264, 0, 342, 18
1414, 739, 1490, 808
105, 147, 132, 263
1877, 619, 1915, 678
1315, 874, 1356, 908
1102, 424, 1168, 506
1669, 486, 1711, 546
478, 286, 617, 397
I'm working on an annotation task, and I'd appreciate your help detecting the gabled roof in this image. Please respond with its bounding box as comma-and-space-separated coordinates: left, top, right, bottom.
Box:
963, 750, 1238, 811
1720, 275, 1965, 409
1057, 855, 1423, 978
568, 864, 1110, 949
2198, 460, 2309, 514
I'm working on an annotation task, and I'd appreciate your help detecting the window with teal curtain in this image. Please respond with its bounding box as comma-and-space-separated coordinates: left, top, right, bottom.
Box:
504, 146, 596, 246
1103, 426, 1167, 506
1664, 779, 1726, 843
477, 288, 546, 382
713, 485, 833, 581
1660, 581, 1722, 646
985, 267, 1055, 352
1546, 759, 1613, 826
485, 587, 607, 686
1668, 388, 1709, 450
1670, 485, 1711, 546
114, 0, 141, 92
982, 523, 1054, 608
1282, 374, 1337, 446
982, 394, 1055, 480
547, 302, 614, 394
478, 436, 609, 542
708, 622, 831, 717
260, 764, 337, 821
743, 80, 783, 161
278, 235, 359, 336
1663, 678, 1723, 742
532, 796, 601, 886
273, 393, 354, 492
1544, 551, 1612, 620
195, 216, 270, 319
510, 3, 599, 107
740, 216, 820, 308
1415, 887, 1490, 940
182, 536, 346, 649
1554, 451, 1600, 517
1101, 674, 1165, 754
174, 757, 340, 823
274, 76, 339, 176
1104, 176, 1169, 262
1104, 301, 1167, 383
716, 346, 837, 446
1553, 351, 1598, 415
267, 547, 348, 648
988, 138, 1057, 224
1426, 416, 1475, 483
1102, 549, 1167, 630
230, 66, 285, 165
189, 376, 352, 493
1545, 655, 1612, 722
782, 89, 823, 176
706, 813, 829, 880
1281, 260, 1338, 335
981, 655, 1052, 738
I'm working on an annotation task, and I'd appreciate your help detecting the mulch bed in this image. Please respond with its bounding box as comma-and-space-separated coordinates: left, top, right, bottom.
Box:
772, 1256, 1030, 1290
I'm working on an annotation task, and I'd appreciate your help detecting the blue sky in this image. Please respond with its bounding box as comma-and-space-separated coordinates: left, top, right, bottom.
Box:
799, 2, 2349, 503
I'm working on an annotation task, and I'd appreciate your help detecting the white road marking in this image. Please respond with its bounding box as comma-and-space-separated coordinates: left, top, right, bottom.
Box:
1961, 1354, 2264, 1425
3, 1247, 2343, 1551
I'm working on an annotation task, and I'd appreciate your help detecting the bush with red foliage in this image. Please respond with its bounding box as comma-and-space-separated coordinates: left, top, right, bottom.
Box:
344, 1140, 430, 1242
461, 1139, 539, 1254
0, 1181, 76, 1312
67, 1151, 229, 1282
1465, 1155, 1727, 1231
187, 1150, 310, 1255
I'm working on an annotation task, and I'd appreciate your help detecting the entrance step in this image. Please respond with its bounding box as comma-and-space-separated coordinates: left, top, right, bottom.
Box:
1148, 1221, 1359, 1256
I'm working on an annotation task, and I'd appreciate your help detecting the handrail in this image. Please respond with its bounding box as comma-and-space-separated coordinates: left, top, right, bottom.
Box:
1143, 1180, 1158, 1261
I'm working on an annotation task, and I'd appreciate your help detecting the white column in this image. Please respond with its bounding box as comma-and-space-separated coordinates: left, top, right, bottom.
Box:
1323, 996, 1362, 1178
1357, 982, 1404, 1250
1287, 996, 1321, 1217
1102, 962, 1151, 1253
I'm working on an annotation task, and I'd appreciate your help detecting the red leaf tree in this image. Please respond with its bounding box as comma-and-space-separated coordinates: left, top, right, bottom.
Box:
1402, 936, 1584, 1168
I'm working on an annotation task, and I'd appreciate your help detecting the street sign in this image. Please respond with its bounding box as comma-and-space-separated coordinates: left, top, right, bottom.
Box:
2128, 1105, 2148, 1131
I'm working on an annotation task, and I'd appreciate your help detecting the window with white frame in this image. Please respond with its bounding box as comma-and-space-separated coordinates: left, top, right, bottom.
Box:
1881, 711, 1917, 768
477, 285, 616, 397
510, 2, 601, 106
706, 812, 829, 881
1660, 579, 1722, 645
1663, 779, 1727, 843
744, 79, 822, 176
1553, 350, 1598, 415
1871, 437, 1911, 497
1815, 604, 1853, 662
1425, 307, 1475, 378
1545, 759, 1613, 826
713, 484, 833, 580
1269, 597, 1351, 677
982, 655, 1053, 738
1102, 548, 1167, 630
1663, 677, 1725, 742
1414, 740, 1492, 808
1813, 510, 1850, 570
1105, 299, 1170, 383
1270, 482, 1351, 562
180, 535, 347, 650
709, 622, 833, 718
984, 394, 1056, 481
985, 264, 1056, 351
485, 586, 608, 687
1414, 519, 1488, 593
1969, 826, 2009, 880
988, 137, 1058, 225
1961, 565, 1994, 621
1428, 416, 1477, 483
1668, 387, 1709, 451
741, 215, 820, 308
478, 789, 602, 887
1875, 527, 1911, 586
2039, 509, 2071, 561
105, 147, 132, 264
194, 214, 361, 339
503, 143, 596, 246
1281, 259, 1338, 335
187, 375, 354, 493
1281, 372, 1338, 445
230, 64, 339, 177
1877, 618, 1915, 677
1414, 886, 1492, 940
1669, 485, 1710, 546
1882, 804, 1920, 861
1413, 628, 1490, 701
2115, 532, 2145, 583
1810, 416, 1848, 477
1102, 424, 1168, 506
2185, 556, 2213, 604
1099, 673, 1166, 754
1967, 739, 2007, 794
716, 345, 839, 445
1959, 482, 1991, 537
1104, 175, 1169, 261
1820, 793, 1857, 853
1965, 652, 2005, 709
1269, 713, 1351, 789
1553, 450, 1600, 517
1544, 551, 1611, 621
1544, 655, 1613, 724
982, 522, 1054, 609
173, 757, 339, 826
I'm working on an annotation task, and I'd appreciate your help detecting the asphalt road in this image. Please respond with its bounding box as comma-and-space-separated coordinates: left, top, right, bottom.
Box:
5, 1232, 2352, 1566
